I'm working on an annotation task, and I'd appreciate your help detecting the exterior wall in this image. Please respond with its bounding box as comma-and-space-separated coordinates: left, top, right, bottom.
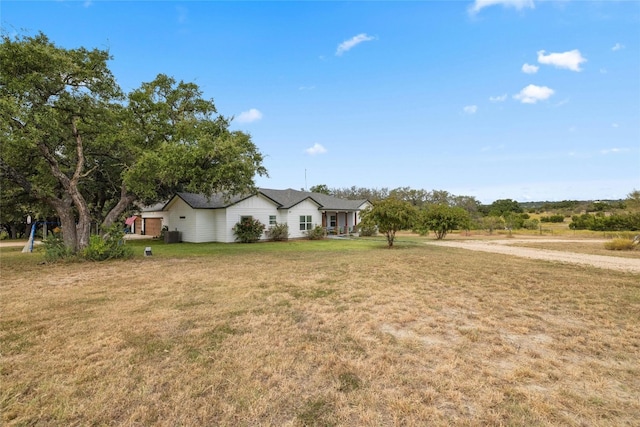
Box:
222, 194, 279, 243
212, 209, 227, 243
285, 199, 323, 239
163, 193, 367, 243
193, 209, 217, 243
166, 197, 197, 242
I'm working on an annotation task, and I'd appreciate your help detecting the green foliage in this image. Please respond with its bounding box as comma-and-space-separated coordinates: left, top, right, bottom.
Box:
414, 204, 470, 239
570, 213, 640, 231
480, 216, 505, 234
626, 189, 640, 212
1, 32, 266, 252
309, 184, 331, 195
357, 222, 377, 237
43, 233, 75, 262
360, 198, 417, 247
522, 218, 540, 230
540, 214, 565, 223
233, 218, 266, 243
588, 201, 611, 212
484, 199, 523, 217
266, 222, 289, 241
82, 225, 133, 261
306, 225, 326, 240
604, 238, 636, 251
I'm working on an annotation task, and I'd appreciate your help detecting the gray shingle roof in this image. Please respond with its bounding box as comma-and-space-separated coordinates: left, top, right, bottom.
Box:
167, 188, 369, 211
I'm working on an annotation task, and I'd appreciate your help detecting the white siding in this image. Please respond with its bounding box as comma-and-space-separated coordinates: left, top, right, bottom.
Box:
212, 209, 227, 243
194, 209, 216, 243
166, 198, 197, 242
223, 194, 279, 243
286, 199, 322, 239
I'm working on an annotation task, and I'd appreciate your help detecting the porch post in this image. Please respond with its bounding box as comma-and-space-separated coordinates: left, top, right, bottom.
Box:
345, 211, 349, 234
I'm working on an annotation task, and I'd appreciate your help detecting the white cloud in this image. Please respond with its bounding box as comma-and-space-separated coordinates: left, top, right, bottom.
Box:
513, 84, 554, 104
489, 93, 508, 102
601, 148, 628, 155
612, 43, 624, 51
336, 33, 375, 56
537, 49, 586, 72
521, 63, 539, 74
83, 1, 92, 7
463, 105, 478, 114
305, 143, 327, 155
468, 0, 535, 15
612, 123, 619, 128
298, 85, 316, 91
236, 108, 263, 123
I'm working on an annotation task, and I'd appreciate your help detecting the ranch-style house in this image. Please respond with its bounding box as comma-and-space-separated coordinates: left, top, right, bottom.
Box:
129, 188, 372, 243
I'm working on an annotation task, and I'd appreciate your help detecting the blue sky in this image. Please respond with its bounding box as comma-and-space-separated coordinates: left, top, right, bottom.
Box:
2, 0, 639, 203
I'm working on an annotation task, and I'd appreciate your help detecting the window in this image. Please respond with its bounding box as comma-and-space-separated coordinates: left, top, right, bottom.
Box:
269, 215, 277, 226
330, 215, 337, 227
299, 215, 313, 231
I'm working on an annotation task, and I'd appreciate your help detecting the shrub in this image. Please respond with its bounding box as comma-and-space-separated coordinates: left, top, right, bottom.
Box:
82, 225, 133, 261
540, 214, 564, 223
604, 238, 636, 251
306, 225, 325, 240
0, 230, 8, 240
233, 218, 265, 243
358, 223, 378, 237
43, 233, 75, 262
522, 218, 540, 230
266, 222, 289, 241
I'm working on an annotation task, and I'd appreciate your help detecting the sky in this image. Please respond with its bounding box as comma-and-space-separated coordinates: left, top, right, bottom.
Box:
2, 0, 639, 203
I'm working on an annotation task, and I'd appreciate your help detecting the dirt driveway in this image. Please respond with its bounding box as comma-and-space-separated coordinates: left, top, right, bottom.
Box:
426, 238, 640, 273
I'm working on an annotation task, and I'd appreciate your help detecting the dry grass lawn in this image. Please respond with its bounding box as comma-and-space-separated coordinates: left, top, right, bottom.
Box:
1, 239, 639, 426
511, 240, 640, 259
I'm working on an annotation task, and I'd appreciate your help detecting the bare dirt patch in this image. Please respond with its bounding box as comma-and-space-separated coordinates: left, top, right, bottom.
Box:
426, 238, 640, 273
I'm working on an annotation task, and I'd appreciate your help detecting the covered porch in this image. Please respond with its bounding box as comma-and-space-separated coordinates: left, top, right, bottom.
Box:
321, 210, 360, 235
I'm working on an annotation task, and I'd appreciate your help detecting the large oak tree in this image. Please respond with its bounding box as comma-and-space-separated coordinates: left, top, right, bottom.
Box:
1, 33, 266, 251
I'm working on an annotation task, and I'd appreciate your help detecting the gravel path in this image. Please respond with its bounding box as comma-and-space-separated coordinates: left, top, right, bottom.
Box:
426, 239, 640, 273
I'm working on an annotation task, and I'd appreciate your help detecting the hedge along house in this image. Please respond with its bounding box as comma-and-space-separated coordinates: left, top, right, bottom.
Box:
156, 188, 371, 243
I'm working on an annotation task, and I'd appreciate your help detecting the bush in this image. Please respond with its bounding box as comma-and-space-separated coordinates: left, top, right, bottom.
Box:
266, 222, 289, 241
43, 233, 75, 262
522, 218, 540, 230
82, 225, 133, 261
306, 225, 325, 240
358, 223, 378, 237
604, 238, 636, 251
0, 230, 8, 240
540, 214, 564, 223
233, 218, 265, 243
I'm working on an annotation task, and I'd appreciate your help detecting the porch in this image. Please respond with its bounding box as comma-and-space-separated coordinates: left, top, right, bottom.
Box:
321, 210, 360, 235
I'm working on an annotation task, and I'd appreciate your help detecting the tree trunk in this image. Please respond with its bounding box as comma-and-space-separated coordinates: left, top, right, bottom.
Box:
47, 195, 78, 251
10, 224, 18, 240
101, 185, 137, 230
